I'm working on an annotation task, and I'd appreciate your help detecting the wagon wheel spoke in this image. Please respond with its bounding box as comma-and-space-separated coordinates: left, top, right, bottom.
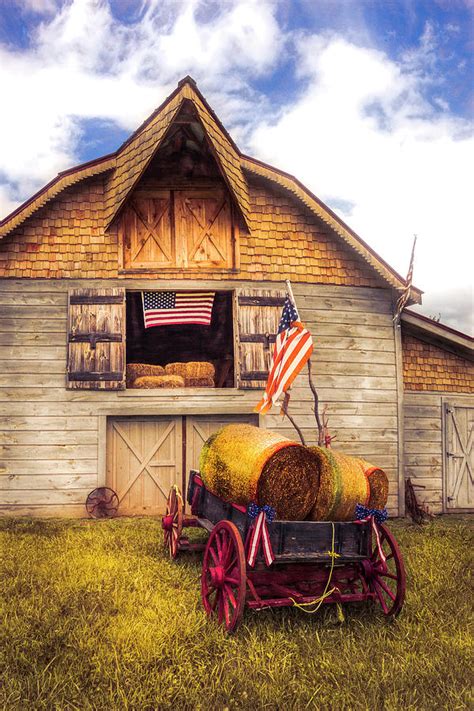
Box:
209, 546, 219, 566
373, 580, 389, 614
373, 575, 396, 601
382, 572, 398, 580
224, 576, 240, 586
224, 583, 237, 609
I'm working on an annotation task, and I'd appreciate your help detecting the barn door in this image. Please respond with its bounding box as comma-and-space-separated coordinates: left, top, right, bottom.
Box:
444, 403, 474, 510
107, 416, 182, 515
67, 288, 125, 389
237, 289, 286, 389
175, 189, 234, 269
119, 190, 173, 269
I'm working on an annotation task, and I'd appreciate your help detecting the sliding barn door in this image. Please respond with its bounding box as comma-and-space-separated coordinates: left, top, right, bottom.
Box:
106, 416, 182, 515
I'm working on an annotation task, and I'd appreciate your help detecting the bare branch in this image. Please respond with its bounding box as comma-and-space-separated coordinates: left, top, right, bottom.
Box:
307, 358, 324, 446
281, 392, 306, 446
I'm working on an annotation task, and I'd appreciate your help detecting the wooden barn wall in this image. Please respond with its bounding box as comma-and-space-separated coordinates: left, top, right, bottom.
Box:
0, 279, 400, 518
403, 391, 474, 514
0, 176, 384, 288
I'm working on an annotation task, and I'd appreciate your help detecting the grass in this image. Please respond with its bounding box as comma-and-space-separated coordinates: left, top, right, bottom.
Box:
0, 515, 472, 710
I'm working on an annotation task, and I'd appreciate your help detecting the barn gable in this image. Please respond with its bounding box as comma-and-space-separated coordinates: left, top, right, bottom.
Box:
0, 76, 420, 301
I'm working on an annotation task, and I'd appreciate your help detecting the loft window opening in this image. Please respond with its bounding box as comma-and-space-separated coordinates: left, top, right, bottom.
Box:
126, 290, 235, 389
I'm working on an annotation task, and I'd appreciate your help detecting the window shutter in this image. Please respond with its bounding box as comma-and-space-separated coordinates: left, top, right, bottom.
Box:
237, 289, 286, 389
67, 288, 126, 390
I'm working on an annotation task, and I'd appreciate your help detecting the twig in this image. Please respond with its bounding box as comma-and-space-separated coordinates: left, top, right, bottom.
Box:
281, 392, 306, 445
307, 358, 324, 445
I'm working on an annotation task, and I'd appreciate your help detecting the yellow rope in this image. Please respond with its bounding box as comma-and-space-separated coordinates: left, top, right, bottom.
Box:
290, 522, 340, 614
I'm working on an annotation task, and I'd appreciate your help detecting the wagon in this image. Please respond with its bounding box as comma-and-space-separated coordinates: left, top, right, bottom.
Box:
162, 471, 406, 632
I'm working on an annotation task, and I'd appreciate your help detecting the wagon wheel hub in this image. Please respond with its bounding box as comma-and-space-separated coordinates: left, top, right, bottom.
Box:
162, 514, 174, 531
209, 565, 226, 589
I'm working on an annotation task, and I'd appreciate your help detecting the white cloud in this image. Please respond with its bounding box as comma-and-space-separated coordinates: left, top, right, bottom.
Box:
0, 2, 472, 333
247, 33, 474, 333
0, 0, 282, 215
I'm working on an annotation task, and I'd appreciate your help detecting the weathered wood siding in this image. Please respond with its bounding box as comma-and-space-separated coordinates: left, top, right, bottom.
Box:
404, 391, 474, 513
0, 278, 401, 517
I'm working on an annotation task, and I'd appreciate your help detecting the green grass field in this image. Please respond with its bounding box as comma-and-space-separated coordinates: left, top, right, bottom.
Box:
0, 515, 472, 710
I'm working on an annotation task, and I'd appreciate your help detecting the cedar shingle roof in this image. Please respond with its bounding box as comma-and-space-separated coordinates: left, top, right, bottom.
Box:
0, 76, 419, 298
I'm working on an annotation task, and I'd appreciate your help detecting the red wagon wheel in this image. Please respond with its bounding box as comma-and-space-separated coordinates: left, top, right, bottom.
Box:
201, 521, 246, 633
162, 487, 183, 559
362, 523, 406, 616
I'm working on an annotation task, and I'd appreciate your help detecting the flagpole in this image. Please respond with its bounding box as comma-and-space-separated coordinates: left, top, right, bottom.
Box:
285, 279, 297, 313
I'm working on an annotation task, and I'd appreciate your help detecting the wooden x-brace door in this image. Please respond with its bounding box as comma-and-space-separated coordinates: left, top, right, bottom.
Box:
120, 191, 173, 269
175, 189, 234, 268
106, 416, 182, 515
444, 402, 474, 511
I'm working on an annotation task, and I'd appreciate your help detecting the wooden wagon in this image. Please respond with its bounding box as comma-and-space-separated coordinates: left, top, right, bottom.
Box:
162, 471, 406, 632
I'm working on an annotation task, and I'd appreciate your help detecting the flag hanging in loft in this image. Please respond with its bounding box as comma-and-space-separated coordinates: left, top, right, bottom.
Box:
142, 291, 215, 328
255, 294, 313, 415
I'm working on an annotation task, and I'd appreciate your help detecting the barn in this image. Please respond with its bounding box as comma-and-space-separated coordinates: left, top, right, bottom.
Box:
0, 76, 472, 518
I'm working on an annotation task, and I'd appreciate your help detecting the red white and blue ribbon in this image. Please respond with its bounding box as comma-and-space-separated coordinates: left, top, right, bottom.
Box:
246, 503, 276, 567
355, 504, 388, 565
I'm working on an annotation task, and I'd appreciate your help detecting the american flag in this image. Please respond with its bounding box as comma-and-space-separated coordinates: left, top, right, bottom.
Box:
142, 291, 215, 328
393, 235, 417, 325
255, 294, 313, 415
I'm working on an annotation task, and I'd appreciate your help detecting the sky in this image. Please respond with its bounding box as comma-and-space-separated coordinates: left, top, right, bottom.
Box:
0, 0, 473, 334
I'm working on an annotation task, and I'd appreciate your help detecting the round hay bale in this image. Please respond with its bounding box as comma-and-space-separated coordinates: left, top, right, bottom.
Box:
358, 459, 389, 509
308, 448, 370, 521
126, 363, 165, 386
133, 375, 184, 389
186, 377, 214, 388
199, 424, 319, 520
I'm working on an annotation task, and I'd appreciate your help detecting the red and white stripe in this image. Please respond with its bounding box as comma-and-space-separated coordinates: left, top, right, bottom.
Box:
255, 321, 313, 415
247, 511, 275, 567
143, 292, 215, 327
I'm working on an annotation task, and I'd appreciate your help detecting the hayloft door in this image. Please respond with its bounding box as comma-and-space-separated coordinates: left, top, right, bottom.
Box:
444, 403, 474, 511
106, 417, 182, 515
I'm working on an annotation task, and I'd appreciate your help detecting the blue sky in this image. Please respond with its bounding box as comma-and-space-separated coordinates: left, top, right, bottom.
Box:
0, 0, 473, 332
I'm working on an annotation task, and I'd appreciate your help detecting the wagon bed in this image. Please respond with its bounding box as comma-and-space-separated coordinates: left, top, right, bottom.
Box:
162, 471, 406, 632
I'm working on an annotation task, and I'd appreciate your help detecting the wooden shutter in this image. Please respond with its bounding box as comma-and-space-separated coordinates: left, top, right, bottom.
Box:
67, 288, 125, 390
175, 189, 234, 269
119, 190, 173, 269
237, 289, 286, 389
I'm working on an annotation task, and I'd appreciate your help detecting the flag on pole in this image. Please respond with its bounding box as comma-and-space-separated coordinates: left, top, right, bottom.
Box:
393, 236, 417, 324
142, 291, 215, 328
255, 294, 313, 415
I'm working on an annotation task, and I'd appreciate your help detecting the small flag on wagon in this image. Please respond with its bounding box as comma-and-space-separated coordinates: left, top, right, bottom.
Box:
142, 291, 215, 328
393, 236, 417, 325
255, 294, 313, 415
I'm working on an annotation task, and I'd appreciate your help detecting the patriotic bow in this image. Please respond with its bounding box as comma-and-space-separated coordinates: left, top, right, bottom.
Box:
355, 504, 388, 565
246, 503, 276, 567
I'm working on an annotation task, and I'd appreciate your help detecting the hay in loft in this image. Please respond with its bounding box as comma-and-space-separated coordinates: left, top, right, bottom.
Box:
133, 375, 184, 388
165, 361, 215, 387
126, 363, 165, 386
200, 424, 318, 520
358, 459, 389, 509
186, 377, 214, 388
308, 448, 370, 521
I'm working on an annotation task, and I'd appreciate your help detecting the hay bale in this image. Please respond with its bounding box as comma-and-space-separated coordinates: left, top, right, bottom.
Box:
126, 363, 165, 386
133, 375, 185, 389
200, 424, 319, 520
165, 361, 215, 387
165, 362, 188, 380
308, 448, 370, 521
358, 459, 389, 509
186, 377, 214, 388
